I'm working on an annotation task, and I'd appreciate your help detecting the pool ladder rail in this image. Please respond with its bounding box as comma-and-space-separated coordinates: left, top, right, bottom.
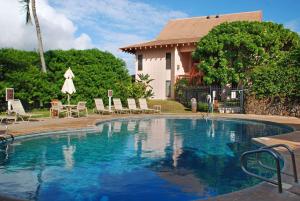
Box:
240, 144, 298, 193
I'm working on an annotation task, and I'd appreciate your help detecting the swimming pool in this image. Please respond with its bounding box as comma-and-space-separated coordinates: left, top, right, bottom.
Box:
0, 118, 293, 201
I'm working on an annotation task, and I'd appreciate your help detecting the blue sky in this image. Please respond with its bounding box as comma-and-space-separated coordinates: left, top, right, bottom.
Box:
1, 0, 299, 74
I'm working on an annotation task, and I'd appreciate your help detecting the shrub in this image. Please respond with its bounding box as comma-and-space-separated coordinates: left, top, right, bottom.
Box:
250, 65, 300, 98
0, 48, 132, 110
197, 101, 208, 112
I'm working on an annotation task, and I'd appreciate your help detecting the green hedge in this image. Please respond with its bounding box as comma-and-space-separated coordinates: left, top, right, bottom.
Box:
0, 48, 132, 110
250, 65, 300, 98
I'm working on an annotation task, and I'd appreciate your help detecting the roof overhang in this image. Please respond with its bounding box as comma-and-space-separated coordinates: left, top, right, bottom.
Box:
120, 38, 199, 54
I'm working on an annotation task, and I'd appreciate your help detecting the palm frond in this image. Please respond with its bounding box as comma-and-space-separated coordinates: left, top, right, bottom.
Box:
19, 0, 32, 24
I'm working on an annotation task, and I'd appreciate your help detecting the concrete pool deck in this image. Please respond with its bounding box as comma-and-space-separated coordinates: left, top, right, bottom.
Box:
0, 113, 300, 201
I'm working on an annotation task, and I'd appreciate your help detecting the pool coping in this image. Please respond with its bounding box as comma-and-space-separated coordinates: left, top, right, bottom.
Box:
1, 113, 300, 201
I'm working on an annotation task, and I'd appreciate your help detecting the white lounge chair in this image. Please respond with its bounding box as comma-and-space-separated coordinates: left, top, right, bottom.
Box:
0, 114, 17, 123
127, 98, 142, 113
138, 98, 160, 113
113, 98, 130, 114
70, 101, 88, 117
93, 99, 112, 115
11, 99, 39, 121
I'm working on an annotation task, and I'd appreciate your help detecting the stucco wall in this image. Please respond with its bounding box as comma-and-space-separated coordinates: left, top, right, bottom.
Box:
135, 48, 174, 99
135, 46, 192, 99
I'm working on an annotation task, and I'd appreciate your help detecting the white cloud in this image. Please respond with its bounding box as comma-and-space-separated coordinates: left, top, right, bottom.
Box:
0, 0, 93, 51
0, 0, 188, 74
49, 0, 188, 73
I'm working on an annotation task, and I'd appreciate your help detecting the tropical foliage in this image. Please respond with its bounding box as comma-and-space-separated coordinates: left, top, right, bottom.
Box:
250, 47, 300, 98
0, 48, 143, 110
193, 21, 300, 86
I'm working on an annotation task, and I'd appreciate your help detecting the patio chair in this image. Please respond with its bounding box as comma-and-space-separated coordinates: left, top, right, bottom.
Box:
50, 100, 68, 118
10, 99, 39, 121
138, 98, 160, 113
0, 113, 17, 123
113, 98, 130, 114
93, 99, 112, 115
70, 101, 88, 117
127, 98, 142, 114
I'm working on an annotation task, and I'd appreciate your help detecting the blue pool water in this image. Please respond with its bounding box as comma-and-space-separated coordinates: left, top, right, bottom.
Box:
0, 118, 293, 201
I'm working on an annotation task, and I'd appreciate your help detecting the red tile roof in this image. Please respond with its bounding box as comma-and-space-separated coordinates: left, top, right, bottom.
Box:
120, 11, 262, 53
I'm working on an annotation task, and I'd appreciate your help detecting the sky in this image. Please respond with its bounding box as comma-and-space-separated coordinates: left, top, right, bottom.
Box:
0, 0, 299, 74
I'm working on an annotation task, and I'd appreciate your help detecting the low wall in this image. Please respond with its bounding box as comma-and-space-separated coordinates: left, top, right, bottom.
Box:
244, 95, 300, 117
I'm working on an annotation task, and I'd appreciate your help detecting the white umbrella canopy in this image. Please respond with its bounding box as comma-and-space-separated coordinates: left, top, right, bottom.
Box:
61, 68, 76, 105
64, 67, 75, 79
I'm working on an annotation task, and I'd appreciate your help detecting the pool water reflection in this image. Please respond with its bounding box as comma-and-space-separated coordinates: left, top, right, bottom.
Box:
0, 118, 293, 201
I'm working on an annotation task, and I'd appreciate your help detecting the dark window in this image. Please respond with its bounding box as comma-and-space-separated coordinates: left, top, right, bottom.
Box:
166, 52, 171, 69
166, 80, 171, 97
138, 55, 143, 71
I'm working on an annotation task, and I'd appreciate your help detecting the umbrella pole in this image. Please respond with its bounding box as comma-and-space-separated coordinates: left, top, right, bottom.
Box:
68, 94, 70, 105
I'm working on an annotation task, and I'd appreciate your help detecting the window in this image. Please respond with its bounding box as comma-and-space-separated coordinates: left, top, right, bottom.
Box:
166, 80, 171, 97
138, 54, 143, 71
166, 52, 171, 69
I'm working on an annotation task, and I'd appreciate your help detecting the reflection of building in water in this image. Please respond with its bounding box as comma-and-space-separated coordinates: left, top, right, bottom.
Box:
134, 119, 183, 167
62, 135, 76, 170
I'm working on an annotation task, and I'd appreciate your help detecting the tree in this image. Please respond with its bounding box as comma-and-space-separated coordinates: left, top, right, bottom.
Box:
21, 0, 47, 73
193, 21, 300, 86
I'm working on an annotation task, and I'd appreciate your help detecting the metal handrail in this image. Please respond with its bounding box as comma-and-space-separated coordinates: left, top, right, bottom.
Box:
258, 144, 298, 183
240, 148, 283, 193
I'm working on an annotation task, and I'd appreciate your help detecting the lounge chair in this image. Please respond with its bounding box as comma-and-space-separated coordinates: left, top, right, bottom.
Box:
0, 113, 17, 123
70, 101, 88, 117
113, 98, 130, 114
10, 99, 39, 121
138, 98, 160, 113
127, 98, 142, 113
50, 100, 68, 118
93, 99, 112, 115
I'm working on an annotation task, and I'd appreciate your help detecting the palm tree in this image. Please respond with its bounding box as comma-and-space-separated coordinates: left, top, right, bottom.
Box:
21, 0, 47, 73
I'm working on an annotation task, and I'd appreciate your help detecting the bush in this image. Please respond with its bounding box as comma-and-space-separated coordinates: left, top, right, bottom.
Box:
0, 48, 132, 110
197, 101, 208, 112
250, 65, 300, 98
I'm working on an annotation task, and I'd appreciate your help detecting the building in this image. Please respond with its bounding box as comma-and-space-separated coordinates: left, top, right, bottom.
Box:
120, 11, 262, 99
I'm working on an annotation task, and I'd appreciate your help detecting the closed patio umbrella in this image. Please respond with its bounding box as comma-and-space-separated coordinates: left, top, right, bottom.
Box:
61, 68, 76, 105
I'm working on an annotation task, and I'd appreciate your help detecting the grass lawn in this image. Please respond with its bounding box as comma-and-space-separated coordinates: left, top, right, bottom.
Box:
27, 100, 191, 118
148, 99, 191, 113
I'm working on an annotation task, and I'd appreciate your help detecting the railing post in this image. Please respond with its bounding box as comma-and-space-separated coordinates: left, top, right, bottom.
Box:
275, 157, 283, 193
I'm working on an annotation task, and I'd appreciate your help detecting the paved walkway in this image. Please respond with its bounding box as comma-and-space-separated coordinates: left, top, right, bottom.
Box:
0, 113, 300, 201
